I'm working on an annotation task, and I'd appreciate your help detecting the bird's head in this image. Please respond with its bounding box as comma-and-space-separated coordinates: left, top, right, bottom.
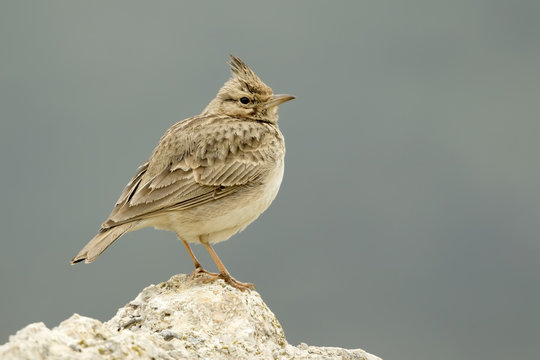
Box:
203, 55, 295, 124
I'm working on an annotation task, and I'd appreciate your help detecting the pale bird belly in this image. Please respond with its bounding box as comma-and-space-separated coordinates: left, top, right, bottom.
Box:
147, 161, 284, 244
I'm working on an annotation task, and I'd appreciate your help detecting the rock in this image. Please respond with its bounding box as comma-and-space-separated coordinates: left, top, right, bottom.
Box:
0, 274, 382, 360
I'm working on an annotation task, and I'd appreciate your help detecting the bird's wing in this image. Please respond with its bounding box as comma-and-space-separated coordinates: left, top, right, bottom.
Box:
101, 117, 282, 228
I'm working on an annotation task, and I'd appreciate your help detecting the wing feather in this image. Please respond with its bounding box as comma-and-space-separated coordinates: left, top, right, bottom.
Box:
114, 161, 148, 206
101, 115, 283, 228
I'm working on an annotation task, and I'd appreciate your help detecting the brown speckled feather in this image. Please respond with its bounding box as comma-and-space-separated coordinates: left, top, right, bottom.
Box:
101, 114, 284, 229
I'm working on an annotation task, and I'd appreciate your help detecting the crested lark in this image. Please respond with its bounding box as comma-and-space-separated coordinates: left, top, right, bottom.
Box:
71, 56, 294, 290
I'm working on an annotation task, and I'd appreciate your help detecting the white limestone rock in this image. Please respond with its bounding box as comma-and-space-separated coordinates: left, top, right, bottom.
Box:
0, 274, 381, 360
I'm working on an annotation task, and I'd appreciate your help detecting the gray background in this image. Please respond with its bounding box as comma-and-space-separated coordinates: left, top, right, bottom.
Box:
1, 1, 539, 359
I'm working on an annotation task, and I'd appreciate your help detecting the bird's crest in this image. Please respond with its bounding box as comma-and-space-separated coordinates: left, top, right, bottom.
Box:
228, 55, 272, 95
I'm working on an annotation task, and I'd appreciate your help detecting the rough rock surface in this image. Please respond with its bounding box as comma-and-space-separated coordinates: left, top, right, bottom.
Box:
0, 274, 382, 360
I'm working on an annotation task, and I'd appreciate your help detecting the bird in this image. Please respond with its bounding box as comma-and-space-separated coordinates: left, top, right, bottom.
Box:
71, 55, 295, 291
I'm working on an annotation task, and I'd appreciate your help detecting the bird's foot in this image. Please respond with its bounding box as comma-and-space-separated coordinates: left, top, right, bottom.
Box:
218, 273, 256, 291
189, 266, 255, 291
190, 266, 219, 279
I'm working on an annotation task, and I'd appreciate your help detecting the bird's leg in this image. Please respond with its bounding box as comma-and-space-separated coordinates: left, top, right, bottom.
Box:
200, 237, 255, 291
178, 236, 218, 277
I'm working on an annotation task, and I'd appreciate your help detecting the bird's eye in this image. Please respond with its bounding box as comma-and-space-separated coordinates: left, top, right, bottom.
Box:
239, 97, 250, 104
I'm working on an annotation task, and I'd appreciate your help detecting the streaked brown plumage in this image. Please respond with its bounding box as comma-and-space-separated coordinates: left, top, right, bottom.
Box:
71, 56, 294, 290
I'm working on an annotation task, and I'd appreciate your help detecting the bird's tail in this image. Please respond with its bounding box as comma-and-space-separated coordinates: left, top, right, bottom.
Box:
71, 222, 137, 264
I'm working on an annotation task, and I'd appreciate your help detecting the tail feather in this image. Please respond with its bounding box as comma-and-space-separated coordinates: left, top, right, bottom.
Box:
71, 223, 137, 264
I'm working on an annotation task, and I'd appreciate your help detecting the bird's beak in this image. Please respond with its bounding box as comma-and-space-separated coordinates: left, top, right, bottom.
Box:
265, 94, 296, 109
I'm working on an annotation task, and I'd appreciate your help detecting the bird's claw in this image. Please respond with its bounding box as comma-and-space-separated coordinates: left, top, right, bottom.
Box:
219, 273, 256, 291
190, 267, 255, 291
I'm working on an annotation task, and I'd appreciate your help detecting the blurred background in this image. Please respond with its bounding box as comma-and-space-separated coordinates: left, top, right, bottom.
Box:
1, 1, 539, 359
